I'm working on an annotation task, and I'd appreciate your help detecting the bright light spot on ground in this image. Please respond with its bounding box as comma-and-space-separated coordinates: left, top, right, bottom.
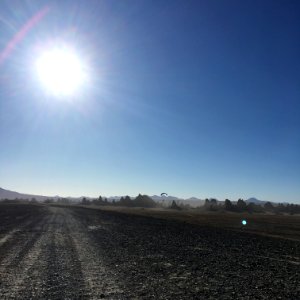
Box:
242, 219, 247, 225
35, 46, 87, 97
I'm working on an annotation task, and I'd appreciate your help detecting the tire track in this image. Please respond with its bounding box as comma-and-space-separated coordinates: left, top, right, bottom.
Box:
64, 208, 125, 299
0, 212, 48, 298
2, 206, 123, 299
40, 210, 86, 299
0, 209, 85, 299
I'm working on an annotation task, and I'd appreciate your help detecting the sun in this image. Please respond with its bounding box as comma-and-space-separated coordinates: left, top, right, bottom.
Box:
35, 45, 87, 97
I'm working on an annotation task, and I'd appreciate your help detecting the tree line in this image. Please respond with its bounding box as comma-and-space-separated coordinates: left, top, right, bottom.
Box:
206, 198, 300, 214
1, 195, 299, 214
80, 194, 157, 208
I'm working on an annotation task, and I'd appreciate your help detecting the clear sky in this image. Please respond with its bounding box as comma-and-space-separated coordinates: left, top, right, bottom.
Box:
0, 0, 299, 203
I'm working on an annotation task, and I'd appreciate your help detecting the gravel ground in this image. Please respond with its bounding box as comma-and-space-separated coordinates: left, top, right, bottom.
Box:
0, 204, 299, 299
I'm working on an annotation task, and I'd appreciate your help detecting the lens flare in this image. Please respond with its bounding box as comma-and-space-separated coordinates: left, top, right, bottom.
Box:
0, 6, 49, 65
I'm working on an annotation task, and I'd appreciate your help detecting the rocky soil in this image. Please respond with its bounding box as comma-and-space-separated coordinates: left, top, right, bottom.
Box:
0, 203, 299, 299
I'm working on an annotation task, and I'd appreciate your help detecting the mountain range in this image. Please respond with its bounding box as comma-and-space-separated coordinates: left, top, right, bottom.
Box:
0, 187, 50, 201
0, 187, 275, 205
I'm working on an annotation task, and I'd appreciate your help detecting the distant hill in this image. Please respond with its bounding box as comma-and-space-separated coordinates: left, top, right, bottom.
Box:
151, 195, 182, 201
150, 195, 205, 207
0, 187, 50, 201
245, 197, 267, 205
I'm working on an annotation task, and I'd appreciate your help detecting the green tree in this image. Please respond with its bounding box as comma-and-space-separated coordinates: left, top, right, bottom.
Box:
170, 200, 181, 210
81, 197, 90, 205
264, 202, 274, 212
224, 199, 233, 211
237, 199, 247, 212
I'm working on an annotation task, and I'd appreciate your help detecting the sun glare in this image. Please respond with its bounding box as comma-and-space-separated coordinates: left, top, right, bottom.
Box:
35, 46, 87, 97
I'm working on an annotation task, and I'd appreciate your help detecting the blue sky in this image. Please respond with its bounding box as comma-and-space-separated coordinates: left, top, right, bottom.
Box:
0, 0, 299, 202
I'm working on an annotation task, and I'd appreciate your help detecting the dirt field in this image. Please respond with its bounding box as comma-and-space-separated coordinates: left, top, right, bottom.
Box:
0, 203, 299, 299
89, 206, 300, 241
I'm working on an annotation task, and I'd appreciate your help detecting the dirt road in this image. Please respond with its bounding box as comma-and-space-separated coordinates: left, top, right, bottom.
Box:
0, 204, 299, 299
